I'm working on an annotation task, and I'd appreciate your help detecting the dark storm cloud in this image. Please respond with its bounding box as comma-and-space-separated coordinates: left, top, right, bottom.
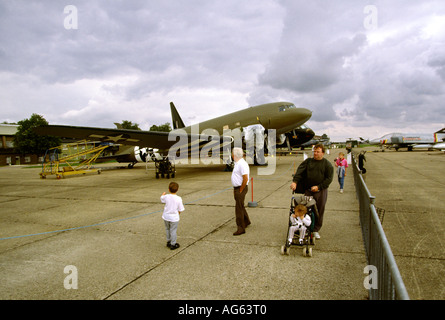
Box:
252, 0, 445, 138
0, 0, 285, 128
1, 1, 274, 84
259, 2, 366, 94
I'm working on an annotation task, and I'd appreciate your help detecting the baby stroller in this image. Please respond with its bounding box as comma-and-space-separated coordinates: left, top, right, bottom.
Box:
280, 193, 318, 257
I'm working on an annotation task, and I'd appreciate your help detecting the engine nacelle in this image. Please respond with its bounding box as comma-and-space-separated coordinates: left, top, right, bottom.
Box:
134, 146, 149, 162
134, 146, 161, 162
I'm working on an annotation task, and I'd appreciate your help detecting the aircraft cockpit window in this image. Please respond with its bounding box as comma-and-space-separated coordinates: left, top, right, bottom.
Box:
278, 104, 297, 112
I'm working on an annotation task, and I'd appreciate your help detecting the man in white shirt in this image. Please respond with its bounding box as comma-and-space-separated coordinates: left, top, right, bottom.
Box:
231, 147, 251, 235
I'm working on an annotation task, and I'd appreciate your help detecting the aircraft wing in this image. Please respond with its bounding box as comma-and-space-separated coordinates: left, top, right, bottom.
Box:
34, 125, 200, 151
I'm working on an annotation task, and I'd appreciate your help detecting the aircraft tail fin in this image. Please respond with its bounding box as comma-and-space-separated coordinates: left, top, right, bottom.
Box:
170, 102, 186, 129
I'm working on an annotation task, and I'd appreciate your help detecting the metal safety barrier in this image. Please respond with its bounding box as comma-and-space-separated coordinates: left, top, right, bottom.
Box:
352, 152, 410, 300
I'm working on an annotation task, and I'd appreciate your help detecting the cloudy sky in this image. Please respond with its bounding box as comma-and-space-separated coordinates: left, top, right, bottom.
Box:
1, 0, 444, 141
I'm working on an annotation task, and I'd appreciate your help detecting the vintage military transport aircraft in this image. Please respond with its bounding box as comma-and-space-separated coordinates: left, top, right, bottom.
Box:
34, 101, 312, 178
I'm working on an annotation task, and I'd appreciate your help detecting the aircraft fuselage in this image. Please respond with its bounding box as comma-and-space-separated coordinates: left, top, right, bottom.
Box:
177, 102, 312, 136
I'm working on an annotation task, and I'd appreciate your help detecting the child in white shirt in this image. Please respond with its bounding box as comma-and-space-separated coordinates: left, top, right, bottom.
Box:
288, 204, 311, 245
160, 182, 185, 250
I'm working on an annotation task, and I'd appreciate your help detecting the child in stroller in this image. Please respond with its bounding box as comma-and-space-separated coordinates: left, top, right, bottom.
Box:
281, 193, 318, 257
288, 204, 311, 245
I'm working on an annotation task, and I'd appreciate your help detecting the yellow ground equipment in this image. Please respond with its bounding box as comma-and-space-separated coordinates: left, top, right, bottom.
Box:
40, 141, 109, 179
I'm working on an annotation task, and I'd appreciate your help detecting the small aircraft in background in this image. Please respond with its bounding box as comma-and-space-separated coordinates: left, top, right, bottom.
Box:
370, 128, 445, 151
35, 101, 312, 177
297, 133, 331, 149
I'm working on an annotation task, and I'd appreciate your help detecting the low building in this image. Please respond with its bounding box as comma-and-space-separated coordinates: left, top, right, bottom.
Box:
0, 124, 41, 166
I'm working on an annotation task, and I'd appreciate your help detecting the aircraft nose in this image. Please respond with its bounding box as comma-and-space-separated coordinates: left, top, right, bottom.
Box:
285, 107, 312, 126
263, 104, 312, 133
295, 108, 312, 123
276, 107, 312, 133
301, 108, 312, 121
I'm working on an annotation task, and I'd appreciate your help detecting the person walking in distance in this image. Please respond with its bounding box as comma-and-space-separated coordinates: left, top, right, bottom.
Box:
334, 152, 348, 193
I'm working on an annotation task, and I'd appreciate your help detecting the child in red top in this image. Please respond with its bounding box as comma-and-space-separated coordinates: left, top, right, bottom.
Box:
334, 152, 348, 193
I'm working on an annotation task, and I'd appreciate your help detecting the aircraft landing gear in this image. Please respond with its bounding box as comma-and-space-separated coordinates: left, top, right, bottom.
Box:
224, 161, 234, 172
154, 157, 176, 179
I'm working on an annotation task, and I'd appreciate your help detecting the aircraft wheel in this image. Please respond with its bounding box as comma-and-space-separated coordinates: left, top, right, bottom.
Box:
156, 173, 159, 179
308, 247, 313, 257
302, 247, 306, 257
